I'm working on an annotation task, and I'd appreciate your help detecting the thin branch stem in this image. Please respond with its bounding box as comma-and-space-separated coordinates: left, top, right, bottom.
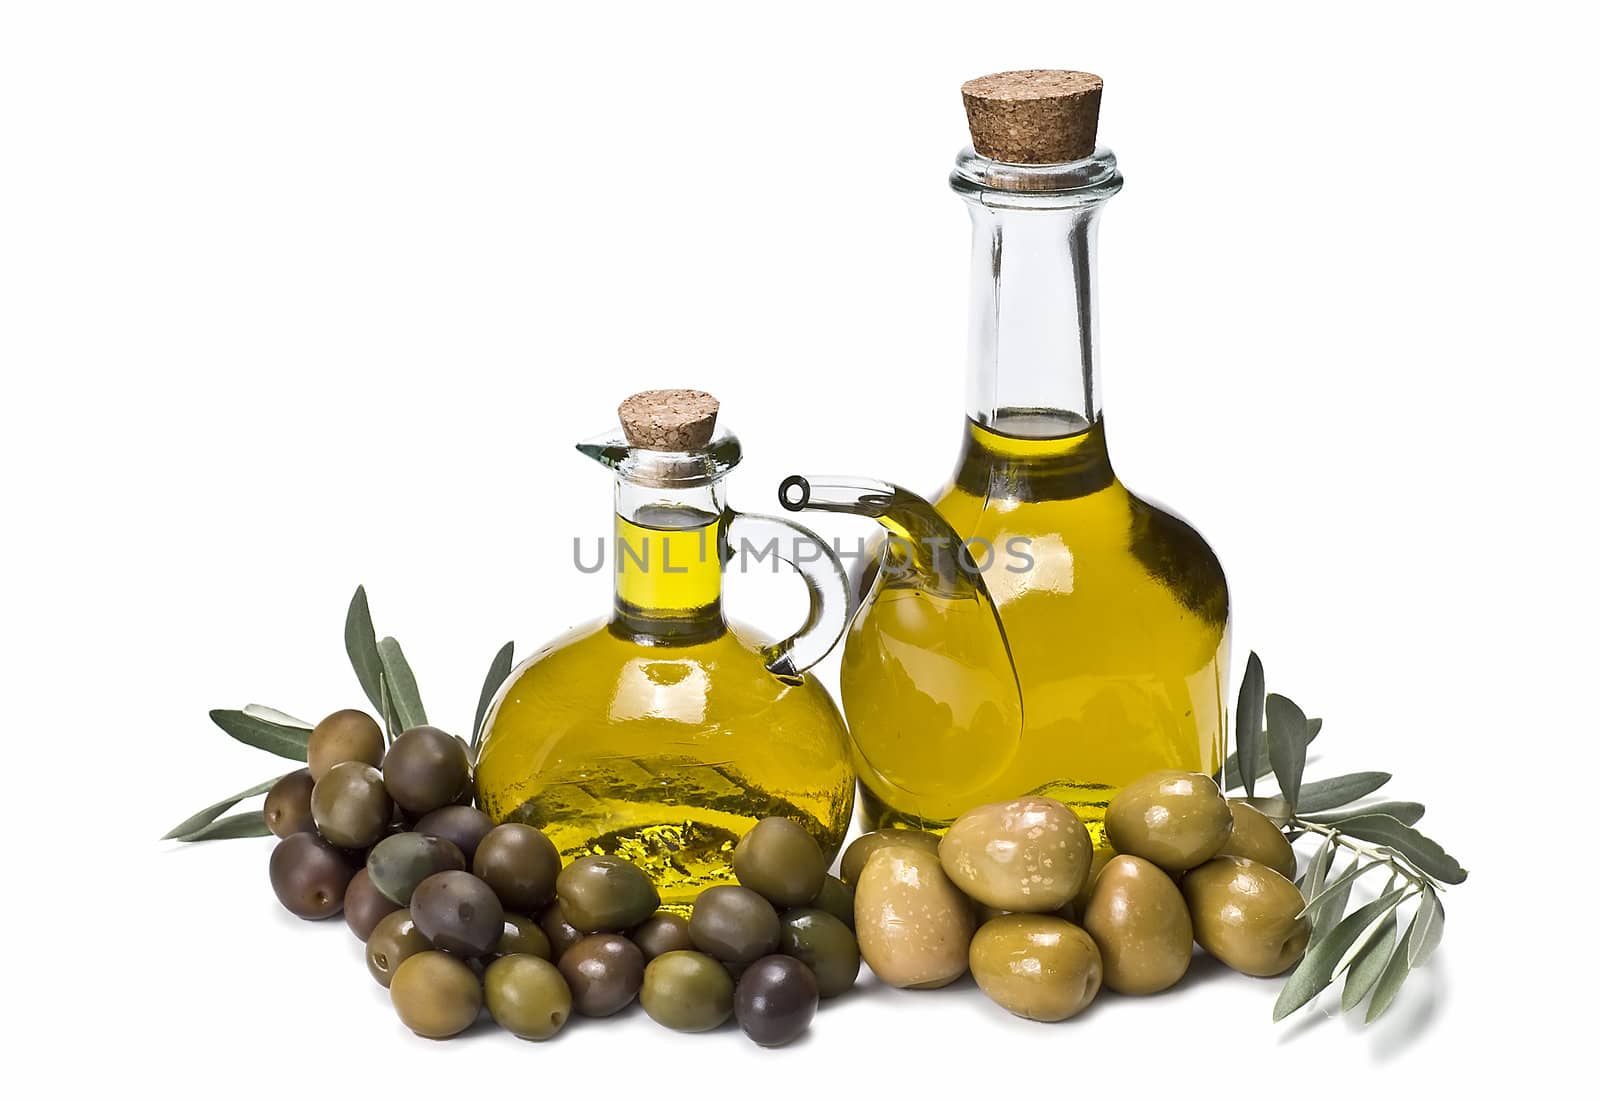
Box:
1291, 817, 1433, 888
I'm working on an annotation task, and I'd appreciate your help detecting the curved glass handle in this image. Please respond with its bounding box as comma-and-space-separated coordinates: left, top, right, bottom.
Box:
725, 511, 852, 680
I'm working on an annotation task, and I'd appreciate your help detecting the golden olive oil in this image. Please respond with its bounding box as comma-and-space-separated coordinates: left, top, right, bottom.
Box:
843, 416, 1229, 845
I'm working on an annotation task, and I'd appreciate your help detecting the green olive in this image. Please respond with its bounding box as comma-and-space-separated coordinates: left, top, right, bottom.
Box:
688, 885, 781, 966
269, 833, 355, 920
556, 855, 660, 933
732, 817, 826, 908
264, 769, 316, 838
495, 913, 552, 960
414, 805, 495, 866
811, 875, 855, 930
631, 913, 695, 961
343, 868, 401, 941
839, 829, 941, 886
309, 761, 392, 849
1217, 799, 1297, 880
473, 824, 562, 913
640, 950, 735, 1032
1182, 856, 1310, 977
855, 844, 974, 989
390, 951, 482, 1038
484, 954, 570, 1040
778, 907, 859, 998
1080, 855, 1192, 995
557, 934, 645, 1017
970, 915, 1101, 1021
366, 909, 430, 988
307, 710, 385, 782
367, 832, 467, 905
1104, 770, 1233, 872
939, 796, 1093, 912
382, 726, 470, 817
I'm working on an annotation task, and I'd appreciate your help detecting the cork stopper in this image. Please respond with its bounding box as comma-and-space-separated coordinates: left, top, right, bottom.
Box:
617, 389, 720, 450
960, 70, 1103, 165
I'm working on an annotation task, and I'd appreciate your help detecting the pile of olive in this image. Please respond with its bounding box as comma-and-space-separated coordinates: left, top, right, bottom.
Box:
842, 771, 1310, 1022
263, 709, 858, 1045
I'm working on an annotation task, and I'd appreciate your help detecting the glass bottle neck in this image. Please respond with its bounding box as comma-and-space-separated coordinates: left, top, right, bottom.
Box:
957, 152, 1119, 440
610, 480, 727, 644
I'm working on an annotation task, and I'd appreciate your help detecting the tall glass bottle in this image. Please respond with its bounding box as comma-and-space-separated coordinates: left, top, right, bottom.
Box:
785, 72, 1229, 843
476, 390, 856, 909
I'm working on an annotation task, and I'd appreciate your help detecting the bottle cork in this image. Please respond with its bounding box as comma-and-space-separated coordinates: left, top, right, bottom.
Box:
960, 70, 1103, 165
617, 389, 720, 450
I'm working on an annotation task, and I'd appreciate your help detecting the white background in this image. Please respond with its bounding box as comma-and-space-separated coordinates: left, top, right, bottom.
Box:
2, 1, 1595, 1095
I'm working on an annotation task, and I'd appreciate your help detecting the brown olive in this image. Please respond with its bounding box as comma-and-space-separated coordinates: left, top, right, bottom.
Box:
631, 913, 695, 961
366, 909, 430, 987
264, 769, 316, 838
1217, 799, 1297, 880
309, 761, 392, 849
344, 867, 402, 940
539, 901, 585, 961
269, 833, 355, 920
415, 805, 495, 866
383, 726, 470, 816
688, 885, 781, 966
732, 817, 826, 908
307, 709, 385, 782
839, 828, 941, 885
1080, 854, 1192, 995
558, 934, 645, 1017
1104, 770, 1233, 872
734, 955, 818, 1047
474, 823, 562, 913
556, 855, 660, 932
390, 951, 482, 1038
410, 871, 505, 957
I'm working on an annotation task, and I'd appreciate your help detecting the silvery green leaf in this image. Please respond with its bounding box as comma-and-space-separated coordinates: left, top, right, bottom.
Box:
1366, 910, 1420, 1022
471, 641, 515, 753
171, 810, 272, 842
1304, 801, 1425, 827
1225, 716, 1321, 789
377, 636, 427, 731
1408, 887, 1445, 967
1265, 693, 1309, 810
1295, 771, 1391, 814
243, 704, 312, 729
1341, 905, 1400, 1011
1233, 653, 1265, 797
344, 586, 385, 713
1311, 856, 1357, 943
1334, 815, 1468, 885
1274, 885, 1411, 1020
163, 773, 288, 839
380, 672, 399, 743
1301, 834, 1334, 903
1239, 795, 1292, 826
1299, 858, 1384, 919
209, 709, 310, 761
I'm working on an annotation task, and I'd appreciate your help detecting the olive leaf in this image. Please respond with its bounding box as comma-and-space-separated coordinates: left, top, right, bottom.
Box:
1301, 834, 1334, 902
1365, 910, 1421, 1022
1341, 904, 1400, 1011
1295, 771, 1391, 814
1274, 885, 1412, 1020
162, 773, 288, 839
377, 636, 426, 731
171, 811, 273, 842
379, 671, 399, 743
1233, 652, 1265, 797
243, 704, 312, 729
1408, 887, 1445, 968
1303, 801, 1425, 828
344, 585, 385, 713
208, 709, 310, 761
471, 640, 515, 753
1238, 795, 1292, 827
1265, 693, 1309, 810
1310, 855, 1357, 943
1225, 716, 1322, 788
1332, 815, 1468, 885
1299, 857, 1384, 919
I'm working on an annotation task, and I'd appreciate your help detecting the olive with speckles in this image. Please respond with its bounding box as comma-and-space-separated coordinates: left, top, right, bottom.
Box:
854, 844, 974, 989
939, 796, 1092, 913
1081, 854, 1192, 995
839, 828, 940, 886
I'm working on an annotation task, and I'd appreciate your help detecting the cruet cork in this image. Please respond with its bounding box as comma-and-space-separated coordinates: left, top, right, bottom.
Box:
617, 389, 720, 451
960, 70, 1103, 164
